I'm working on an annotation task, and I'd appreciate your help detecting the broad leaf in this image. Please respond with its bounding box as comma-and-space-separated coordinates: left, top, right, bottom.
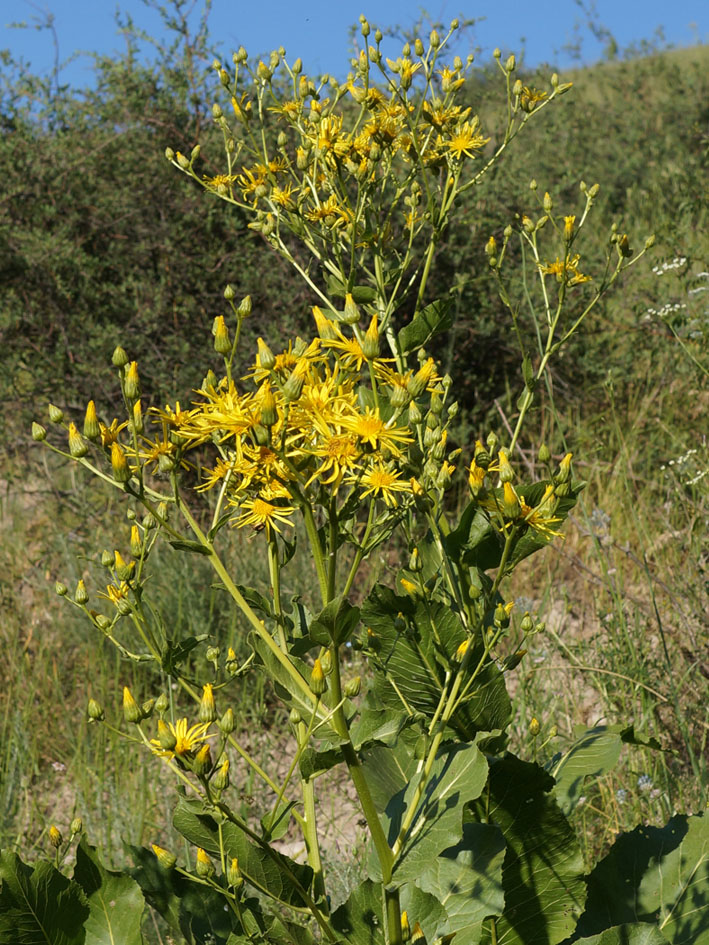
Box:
549, 726, 623, 815
309, 595, 360, 646
577, 813, 709, 945
167, 539, 213, 555
394, 742, 488, 883
173, 797, 313, 909
249, 633, 319, 720
129, 844, 241, 944
332, 879, 446, 945
469, 755, 586, 945
0, 850, 89, 945
417, 822, 506, 944
298, 747, 343, 781
160, 634, 207, 674
74, 839, 145, 945
362, 586, 511, 738
573, 925, 670, 944
397, 299, 453, 354
350, 707, 409, 751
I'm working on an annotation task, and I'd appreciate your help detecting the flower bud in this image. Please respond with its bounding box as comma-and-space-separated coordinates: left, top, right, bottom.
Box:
362, 314, 380, 360
111, 442, 131, 483
141, 699, 155, 719
213, 316, 231, 355
502, 482, 520, 519
213, 757, 230, 791
155, 719, 177, 751
131, 399, 144, 435
68, 423, 88, 458
454, 638, 470, 662
343, 293, 360, 325
529, 717, 540, 736
87, 698, 104, 721
114, 550, 134, 581
497, 449, 514, 483
237, 295, 252, 318
543, 191, 553, 212
48, 403, 64, 423
256, 338, 276, 371
196, 847, 215, 878
152, 844, 177, 870
199, 683, 217, 724
259, 383, 278, 427
124, 362, 140, 401
289, 707, 301, 725
520, 612, 534, 634
430, 29, 440, 48
55, 580, 68, 596
224, 283, 236, 300
74, 579, 88, 605
165, 147, 175, 161
70, 817, 83, 836
32, 422, 47, 441
155, 692, 169, 716
192, 743, 213, 777
123, 687, 142, 724
310, 658, 327, 695
344, 676, 361, 698
49, 826, 63, 849
219, 707, 235, 735
538, 443, 551, 464
225, 648, 239, 677
227, 856, 244, 890
112, 346, 129, 368
505, 53, 515, 72
401, 910, 411, 942
494, 602, 511, 628
555, 452, 573, 484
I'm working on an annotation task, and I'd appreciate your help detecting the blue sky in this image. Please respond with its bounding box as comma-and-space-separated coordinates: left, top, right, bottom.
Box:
2, 0, 707, 88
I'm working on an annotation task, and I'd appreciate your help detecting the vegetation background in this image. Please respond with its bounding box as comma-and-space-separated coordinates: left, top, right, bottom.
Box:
0, 0, 706, 929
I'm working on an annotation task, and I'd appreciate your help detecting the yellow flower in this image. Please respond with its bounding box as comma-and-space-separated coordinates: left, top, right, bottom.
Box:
271, 184, 296, 210
150, 718, 213, 760
305, 193, 352, 229
203, 173, 237, 191
342, 408, 412, 456
353, 462, 413, 507
233, 495, 296, 536
519, 86, 548, 112
445, 119, 489, 159
539, 254, 591, 285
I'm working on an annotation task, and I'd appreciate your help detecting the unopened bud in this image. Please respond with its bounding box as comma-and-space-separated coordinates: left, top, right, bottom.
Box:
55, 581, 68, 596
32, 422, 47, 441
344, 676, 361, 698
152, 844, 177, 870
49, 825, 63, 849
74, 579, 88, 605
155, 692, 169, 715
310, 658, 327, 695
111, 442, 131, 483
529, 717, 540, 736
199, 683, 217, 724
213, 757, 230, 791
543, 192, 553, 212
237, 295, 252, 318
123, 687, 142, 724
68, 423, 88, 458
538, 443, 551, 464
70, 817, 83, 836
257, 338, 275, 371
124, 361, 140, 400
112, 346, 129, 368
192, 743, 213, 777
219, 707, 235, 734
362, 314, 380, 360
213, 316, 231, 355
505, 54, 516, 72
87, 698, 104, 721
227, 856, 244, 889
196, 847, 215, 878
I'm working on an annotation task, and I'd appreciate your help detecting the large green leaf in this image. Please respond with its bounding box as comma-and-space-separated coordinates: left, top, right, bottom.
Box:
397, 299, 453, 354
362, 586, 511, 739
469, 755, 586, 945
416, 822, 506, 944
129, 844, 240, 944
0, 851, 89, 945
309, 595, 360, 646
350, 707, 409, 751
249, 633, 320, 721
446, 481, 585, 572
331, 879, 446, 945
576, 813, 709, 945
393, 742, 489, 883
549, 727, 623, 815
573, 925, 669, 944
73, 840, 144, 945
172, 797, 313, 909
